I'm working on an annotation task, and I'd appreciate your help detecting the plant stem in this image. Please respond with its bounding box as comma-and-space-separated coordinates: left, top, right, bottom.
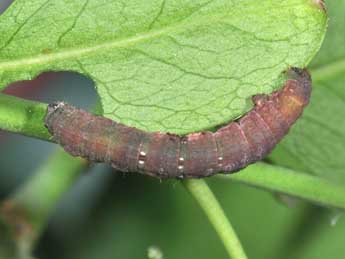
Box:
0, 149, 87, 256
182, 180, 248, 259
13, 149, 87, 235
216, 162, 345, 210
0, 93, 50, 140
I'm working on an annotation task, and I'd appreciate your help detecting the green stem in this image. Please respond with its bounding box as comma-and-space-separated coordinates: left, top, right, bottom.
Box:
0, 93, 50, 140
216, 162, 345, 210
12, 150, 87, 235
0, 149, 87, 256
182, 180, 248, 259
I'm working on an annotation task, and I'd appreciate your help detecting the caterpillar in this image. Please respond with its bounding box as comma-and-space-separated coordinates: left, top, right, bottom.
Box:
45, 67, 311, 179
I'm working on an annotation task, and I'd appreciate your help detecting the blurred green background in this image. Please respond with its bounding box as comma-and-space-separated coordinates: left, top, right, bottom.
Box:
0, 1, 344, 259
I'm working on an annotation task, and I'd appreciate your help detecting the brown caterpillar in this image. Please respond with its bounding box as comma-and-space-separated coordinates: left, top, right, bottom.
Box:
44, 68, 311, 179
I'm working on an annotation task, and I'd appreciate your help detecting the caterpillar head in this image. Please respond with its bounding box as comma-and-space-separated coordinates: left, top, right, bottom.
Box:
45, 102, 67, 132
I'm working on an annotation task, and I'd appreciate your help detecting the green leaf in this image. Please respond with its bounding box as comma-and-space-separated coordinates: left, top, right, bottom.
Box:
289, 212, 345, 259
0, 0, 326, 134
269, 0, 345, 183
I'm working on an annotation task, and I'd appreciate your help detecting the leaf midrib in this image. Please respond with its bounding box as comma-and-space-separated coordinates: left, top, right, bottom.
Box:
0, 12, 231, 71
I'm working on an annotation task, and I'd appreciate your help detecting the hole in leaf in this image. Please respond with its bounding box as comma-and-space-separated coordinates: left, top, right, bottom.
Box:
0, 0, 13, 15
2, 71, 99, 111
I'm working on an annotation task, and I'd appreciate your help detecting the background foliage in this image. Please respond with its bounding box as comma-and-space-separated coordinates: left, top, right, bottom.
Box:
0, 1, 344, 259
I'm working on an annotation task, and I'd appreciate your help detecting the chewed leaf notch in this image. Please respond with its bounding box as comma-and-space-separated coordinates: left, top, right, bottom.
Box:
45, 68, 311, 179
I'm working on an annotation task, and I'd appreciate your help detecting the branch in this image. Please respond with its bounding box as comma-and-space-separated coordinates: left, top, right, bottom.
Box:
0, 149, 87, 257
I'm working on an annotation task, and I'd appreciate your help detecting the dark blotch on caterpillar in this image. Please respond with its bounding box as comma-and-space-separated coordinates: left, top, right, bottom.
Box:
44, 67, 311, 179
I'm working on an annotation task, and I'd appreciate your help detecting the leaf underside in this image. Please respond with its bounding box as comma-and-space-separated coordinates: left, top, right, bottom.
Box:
0, 0, 326, 134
